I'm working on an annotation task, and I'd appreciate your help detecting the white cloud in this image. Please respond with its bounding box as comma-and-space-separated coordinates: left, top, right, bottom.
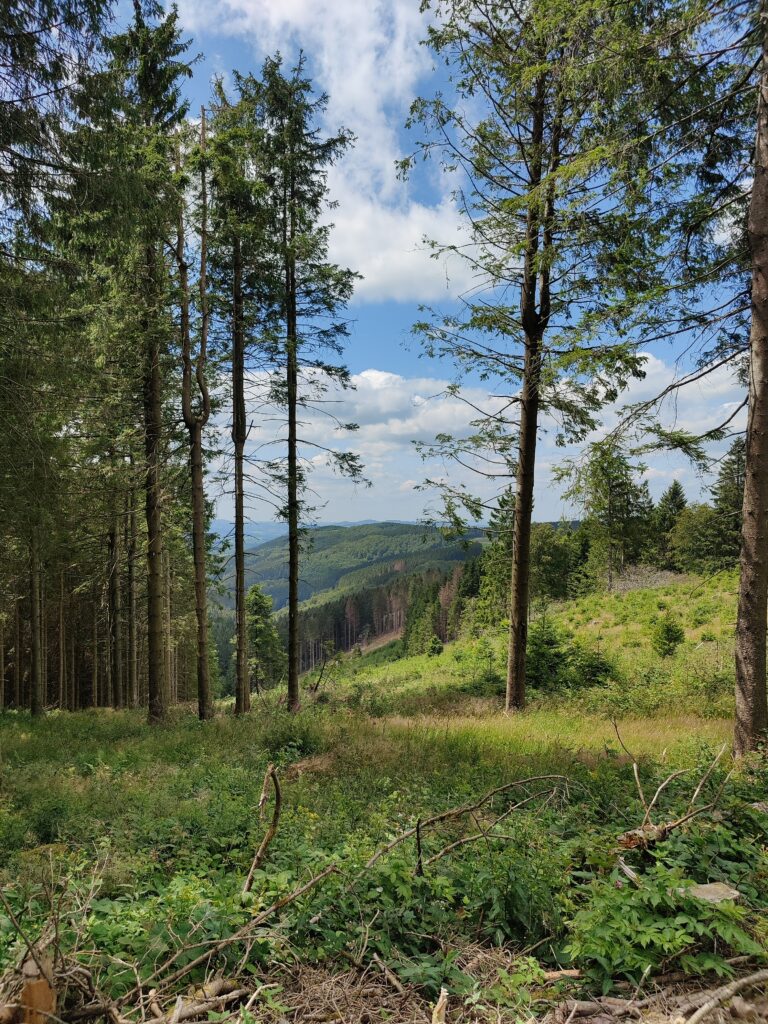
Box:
175, 0, 473, 304
327, 187, 474, 303
211, 355, 746, 524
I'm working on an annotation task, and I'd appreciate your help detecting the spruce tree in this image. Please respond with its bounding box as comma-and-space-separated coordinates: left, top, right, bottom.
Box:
654, 481, 687, 567
711, 438, 746, 567
255, 57, 362, 712
99, 0, 192, 722
407, 0, 671, 709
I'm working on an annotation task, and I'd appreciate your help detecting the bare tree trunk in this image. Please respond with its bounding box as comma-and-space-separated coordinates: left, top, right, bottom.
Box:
232, 234, 250, 716
179, 117, 213, 720
164, 548, 173, 705
92, 598, 99, 708
30, 536, 43, 717
105, 584, 113, 707
143, 245, 167, 724
13, 597, 20, 708
58, 572, 65, 709
506, 345, 540, 712
70, 625, 77, 710
735, 15, 768, 755
0, 612, 5, 710
127, 480, 138, 707
108, 519, 124, 708
41, 573, 47, 706
286, 170, 300, 713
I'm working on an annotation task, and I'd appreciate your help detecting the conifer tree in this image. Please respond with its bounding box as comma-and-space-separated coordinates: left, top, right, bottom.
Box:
252, 57, 362, 711
711, 438, 746, 567
408, 0, 664, 708
654, 481, 687, 567
100, 0, 192, 722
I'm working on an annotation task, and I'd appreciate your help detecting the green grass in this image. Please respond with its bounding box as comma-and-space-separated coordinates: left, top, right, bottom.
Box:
0, 571, 765, 1018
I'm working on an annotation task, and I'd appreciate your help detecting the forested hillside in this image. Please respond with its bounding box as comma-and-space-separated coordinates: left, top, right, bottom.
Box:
223, 522, 483, 609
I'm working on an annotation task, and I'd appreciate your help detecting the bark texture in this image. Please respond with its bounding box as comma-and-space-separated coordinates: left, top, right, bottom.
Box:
143, 245, 167, 724
735, 14, 768, 755
232, 234, 250, 716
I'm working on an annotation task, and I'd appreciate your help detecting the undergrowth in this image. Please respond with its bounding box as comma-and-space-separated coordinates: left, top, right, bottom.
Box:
0, 572, 764, 1017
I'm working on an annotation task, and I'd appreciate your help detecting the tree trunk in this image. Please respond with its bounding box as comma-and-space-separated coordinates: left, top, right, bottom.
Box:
127, 481, 138, 708
735, 16, 768, 755
13, 597, 21, 708
41, 574, 47, 706
190, 421, 212, 717
164, 548, 173, 705
286, 170, 300, 713
92, 598, 99, 708
70, 626, 77, 711
58, 572, 65, 709
108, 520, 124, 708
504, 77, 556, 714
232, 234, 250, 715
30, 536, 43, 717
179, 121, 213, 720
0, 612, 5, 710
506, 335, 542, 711
143, 245, 167, 724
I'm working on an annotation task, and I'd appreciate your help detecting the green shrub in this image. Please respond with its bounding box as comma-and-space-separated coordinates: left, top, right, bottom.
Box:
569, 863, 763, 987
527, 619, 570, 691
527, 620, 613, 692
427, 634, 444, 657
651, 613, 685, 657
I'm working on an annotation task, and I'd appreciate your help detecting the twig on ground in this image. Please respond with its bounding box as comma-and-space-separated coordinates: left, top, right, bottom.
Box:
372, 954, 406, 997
122, 864, 338, 1003
680, 969, 768, 1024
243, 764, 282, 894
358, 775, 570, 879
424, 790, 554, 867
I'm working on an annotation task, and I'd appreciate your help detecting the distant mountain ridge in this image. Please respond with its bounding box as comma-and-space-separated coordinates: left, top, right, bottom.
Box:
213, 520, 483, 611
210, 518, 418, 549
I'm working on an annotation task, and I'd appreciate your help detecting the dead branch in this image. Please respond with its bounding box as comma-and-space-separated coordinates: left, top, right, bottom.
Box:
617, 746, 733, 850
358, 775, 570, 878
134, 864, 338, 998
371, 954, 406, 997
154, 986, 250, 1024
424, 789, 554, 866
242, 764, 282, 894
643, 770, 692, 827
682, 969, 768, 1024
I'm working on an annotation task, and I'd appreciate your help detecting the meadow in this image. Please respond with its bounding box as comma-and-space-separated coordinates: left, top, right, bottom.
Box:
0, 571, 766, 1023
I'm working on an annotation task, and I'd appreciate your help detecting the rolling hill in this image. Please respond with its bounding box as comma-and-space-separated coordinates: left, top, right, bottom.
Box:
215, 521, 483, 611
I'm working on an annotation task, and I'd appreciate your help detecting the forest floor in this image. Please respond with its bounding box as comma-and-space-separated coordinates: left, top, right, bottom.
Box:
1, 573, 767, 1023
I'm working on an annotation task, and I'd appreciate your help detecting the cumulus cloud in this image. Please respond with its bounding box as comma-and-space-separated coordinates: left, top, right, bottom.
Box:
211, 353, 745, 525
175, 0, 473, 304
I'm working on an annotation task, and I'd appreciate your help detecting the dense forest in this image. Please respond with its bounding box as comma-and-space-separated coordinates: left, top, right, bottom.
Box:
2, 0, 768, 1021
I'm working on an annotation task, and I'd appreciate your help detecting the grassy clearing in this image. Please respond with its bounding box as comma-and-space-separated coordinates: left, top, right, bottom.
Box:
315, 570, 739, 720
0, 573, 765, 1021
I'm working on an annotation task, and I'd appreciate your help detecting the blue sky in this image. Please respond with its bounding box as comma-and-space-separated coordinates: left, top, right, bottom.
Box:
169, 0, 746, 526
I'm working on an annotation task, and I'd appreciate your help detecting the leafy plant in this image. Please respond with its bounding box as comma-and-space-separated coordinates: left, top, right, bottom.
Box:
568, 864, 763, 987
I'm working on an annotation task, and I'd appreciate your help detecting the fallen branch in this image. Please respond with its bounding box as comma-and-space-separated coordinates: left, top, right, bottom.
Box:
242, 764, 282, 894
424, 789, 554, 867
122, 864, 338, 1003
359, 775, 570, 878
155, 986, 250, 1023
681, 969, 768, 1024
616, 744, 733, 850
371, 954, 406, 997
